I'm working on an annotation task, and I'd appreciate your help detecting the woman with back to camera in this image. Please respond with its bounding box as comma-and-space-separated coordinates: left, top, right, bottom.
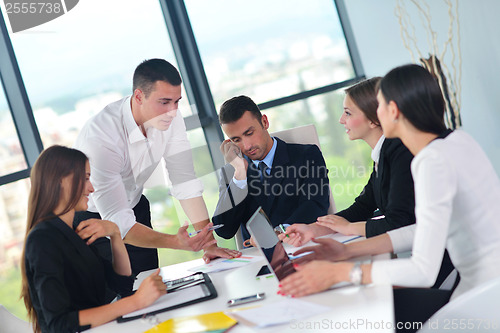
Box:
21, 145, 166, 333
283, 77, 415, 245
278, 64, 500, 331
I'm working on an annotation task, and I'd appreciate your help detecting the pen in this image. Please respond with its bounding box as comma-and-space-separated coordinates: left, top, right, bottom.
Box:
188, 224, 224, 236
341, 235, 362, 244
276, 224, 289, 237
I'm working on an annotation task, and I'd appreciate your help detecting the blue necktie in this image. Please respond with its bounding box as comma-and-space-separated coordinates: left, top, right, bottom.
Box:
258, 161, 268, 182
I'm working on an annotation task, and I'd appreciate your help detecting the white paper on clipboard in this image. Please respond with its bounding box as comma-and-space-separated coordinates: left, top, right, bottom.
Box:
122, 284, 208, 319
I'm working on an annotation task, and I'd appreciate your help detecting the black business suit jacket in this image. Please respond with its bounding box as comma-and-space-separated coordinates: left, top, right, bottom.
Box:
336, 138, 415, 237
212, 138, 330, 240
25, 217, 132, 333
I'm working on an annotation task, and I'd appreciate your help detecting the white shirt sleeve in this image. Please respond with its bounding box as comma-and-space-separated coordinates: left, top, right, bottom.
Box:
372, 150, 457, 288
162, 113, 204, 199
77, 137, 137, 239
232, 177, 247, 189
387, 224, 416, 254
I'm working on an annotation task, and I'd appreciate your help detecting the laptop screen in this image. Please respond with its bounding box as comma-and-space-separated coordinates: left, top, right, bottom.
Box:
246, 207, 296, 281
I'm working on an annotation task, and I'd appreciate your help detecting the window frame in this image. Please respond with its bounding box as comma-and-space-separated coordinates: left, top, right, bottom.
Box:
0, 0, 364, 183
0, 10, 43, 186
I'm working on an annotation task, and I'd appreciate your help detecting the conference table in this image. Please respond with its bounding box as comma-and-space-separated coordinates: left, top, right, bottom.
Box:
88, 239, 394, 332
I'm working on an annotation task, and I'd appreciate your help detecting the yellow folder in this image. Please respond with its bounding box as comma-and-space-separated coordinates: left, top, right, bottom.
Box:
144, 311, 237, 333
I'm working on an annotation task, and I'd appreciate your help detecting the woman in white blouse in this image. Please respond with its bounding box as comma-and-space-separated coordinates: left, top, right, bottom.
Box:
279, 64, 500, 330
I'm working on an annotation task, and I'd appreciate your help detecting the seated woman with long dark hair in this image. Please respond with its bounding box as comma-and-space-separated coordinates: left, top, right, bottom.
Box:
283, 77, 415, 244
278, 64, 500, 331
21, 145, 166, 333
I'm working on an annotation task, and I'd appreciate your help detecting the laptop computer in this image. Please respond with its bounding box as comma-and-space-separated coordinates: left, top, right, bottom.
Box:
247, 207, 352, 290
246, 207, 311, 282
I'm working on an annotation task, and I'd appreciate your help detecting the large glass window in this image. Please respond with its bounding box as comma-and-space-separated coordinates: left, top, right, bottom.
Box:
0, 0, 206, 319
265, 88, 372, 211
5, 0, 195, 148
0, 178, 30, 319
185, 0, 355, 107
0, 0, 363, 320
0, 87, 27, 177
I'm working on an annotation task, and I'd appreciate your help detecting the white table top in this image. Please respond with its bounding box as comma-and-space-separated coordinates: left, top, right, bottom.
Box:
88, 242, 394, 333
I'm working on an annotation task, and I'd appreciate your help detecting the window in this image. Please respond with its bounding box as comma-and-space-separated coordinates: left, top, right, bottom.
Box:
0, 0, 207, 319
6, 0, 195, 148
185, 0, 356, 107
0, 86, 27, 177
264, 88, 372, 210
0, 178, 29, 319
0, 0, 364, 320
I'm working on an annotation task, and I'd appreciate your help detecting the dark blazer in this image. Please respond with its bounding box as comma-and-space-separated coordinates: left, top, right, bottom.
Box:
336, 138, 415, 237
25, 217, 132, 333
212, 138, 330, 240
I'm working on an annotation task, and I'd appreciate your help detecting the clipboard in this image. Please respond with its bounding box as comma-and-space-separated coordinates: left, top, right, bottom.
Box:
117, 273, 217, 322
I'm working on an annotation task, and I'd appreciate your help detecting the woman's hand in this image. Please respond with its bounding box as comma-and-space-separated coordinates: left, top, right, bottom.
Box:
278, 261, 352, 297
292, 238, 347, 262
76, 219, 132, 276
316, 215, 356, 235
279, 223, 331, 247
132, 269, 167, 309
76, 218, 121, 245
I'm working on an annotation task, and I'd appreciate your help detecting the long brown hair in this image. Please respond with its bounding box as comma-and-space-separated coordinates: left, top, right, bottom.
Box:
20, 145, 88, 333
345, 77, 382, 126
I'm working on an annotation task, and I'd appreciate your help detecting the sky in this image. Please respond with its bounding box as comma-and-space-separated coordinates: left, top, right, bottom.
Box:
1, 0, 345, 111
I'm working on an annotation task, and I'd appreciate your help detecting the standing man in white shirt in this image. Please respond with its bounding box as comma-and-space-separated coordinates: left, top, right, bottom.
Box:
74, 59, 240, 280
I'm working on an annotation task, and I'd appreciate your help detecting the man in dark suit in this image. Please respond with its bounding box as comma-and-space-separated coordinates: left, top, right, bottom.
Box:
212, 95, 330, 241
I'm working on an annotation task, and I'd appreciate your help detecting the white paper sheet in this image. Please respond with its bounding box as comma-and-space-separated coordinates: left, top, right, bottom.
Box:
122, 284, 208, 318
188, 255, 263, 273
230, 298, 331, 328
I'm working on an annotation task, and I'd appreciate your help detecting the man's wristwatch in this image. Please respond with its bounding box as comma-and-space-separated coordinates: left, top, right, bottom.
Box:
349, 262, 363, 285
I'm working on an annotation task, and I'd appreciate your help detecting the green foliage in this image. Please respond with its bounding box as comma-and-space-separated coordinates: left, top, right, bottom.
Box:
0, 268, 28, 321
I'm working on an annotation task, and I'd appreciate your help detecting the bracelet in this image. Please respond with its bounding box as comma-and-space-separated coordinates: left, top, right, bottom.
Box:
349, 262, 363, 285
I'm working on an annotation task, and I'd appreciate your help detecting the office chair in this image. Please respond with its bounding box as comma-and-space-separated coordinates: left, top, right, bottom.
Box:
271, 124, 336, 214
418, 276, 500, 333
233, 124, 337, 250
0, 305, 31, 333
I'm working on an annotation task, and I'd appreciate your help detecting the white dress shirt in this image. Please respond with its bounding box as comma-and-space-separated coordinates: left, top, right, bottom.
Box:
371, 135, 385, 173
372, 130, 500, 299
74, 96, 203, 238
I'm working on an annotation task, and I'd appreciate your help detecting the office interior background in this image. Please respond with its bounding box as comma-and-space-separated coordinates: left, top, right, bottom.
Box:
1, 0, 499, 319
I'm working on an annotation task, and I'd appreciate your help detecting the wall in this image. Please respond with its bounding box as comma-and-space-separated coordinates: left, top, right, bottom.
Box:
344, 0, 500, 174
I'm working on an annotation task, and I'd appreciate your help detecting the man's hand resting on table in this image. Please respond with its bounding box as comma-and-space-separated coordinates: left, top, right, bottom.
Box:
202, 245, 241, 263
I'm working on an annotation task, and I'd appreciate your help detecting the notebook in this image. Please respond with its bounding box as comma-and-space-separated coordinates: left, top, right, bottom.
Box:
143, 311, 237, 333
118, 273, 217, 322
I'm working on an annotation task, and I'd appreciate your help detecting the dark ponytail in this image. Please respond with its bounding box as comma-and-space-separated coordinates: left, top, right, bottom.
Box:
378, 64, 446, 134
